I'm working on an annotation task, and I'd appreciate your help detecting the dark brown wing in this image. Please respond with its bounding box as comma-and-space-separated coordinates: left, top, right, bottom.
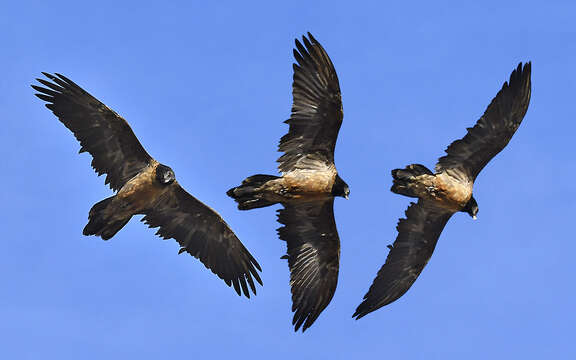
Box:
353, 201, 453, 319
32, 73, 152, 191
277, 33, 343, 173
141, 183, 263, 298
277, 197, 340, 332
435, 62, 531, 181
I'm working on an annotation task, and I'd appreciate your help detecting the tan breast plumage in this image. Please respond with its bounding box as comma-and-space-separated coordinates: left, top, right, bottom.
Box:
431, 172, 473, 211
282, 166, 337, 194
116, 161, 167, 212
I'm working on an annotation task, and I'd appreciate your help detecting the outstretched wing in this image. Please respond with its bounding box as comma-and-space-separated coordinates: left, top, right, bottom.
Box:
277, 197, 341, 332
32, 73, 153, 191
277, 33, 343, 173
353, 201, 453, 319
142, 183, 263, 298
435, 62, 531, 181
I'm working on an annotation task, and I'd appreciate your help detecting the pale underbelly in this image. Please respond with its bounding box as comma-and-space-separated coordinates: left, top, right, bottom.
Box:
281, 170, 335, 194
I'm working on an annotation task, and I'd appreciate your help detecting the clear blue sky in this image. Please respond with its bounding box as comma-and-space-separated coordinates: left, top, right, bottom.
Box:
1, 1, 575, 358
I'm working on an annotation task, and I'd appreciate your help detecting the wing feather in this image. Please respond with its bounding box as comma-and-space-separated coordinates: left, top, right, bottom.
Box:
435, 62, 532, 181
32, 73, 152, 191
142, 183, 263, 298
277, 197, 340, 331
277, 33, 343, 173
353, 201, 453, 319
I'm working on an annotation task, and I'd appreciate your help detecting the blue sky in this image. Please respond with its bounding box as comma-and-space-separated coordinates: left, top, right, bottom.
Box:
2, 1, 575, 358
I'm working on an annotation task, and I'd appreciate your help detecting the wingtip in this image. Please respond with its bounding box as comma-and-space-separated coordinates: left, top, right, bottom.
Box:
41, 72, 57, 80
292, 318, 305, 333
523, 61, 532, 75
241, 260, 264, 297
251, 266, 263, 285
352, 306, 364, 320
306, 31, 316, 43
352, 303, 371, 320
253, 260, 263, 273
54, 72, 73, 85
506, 61, 531, 90
232, 278, 242, 297
301, 34, 313, 50
294, 37, 303, 48
242, 282, 251, 299
291, 305, 325, 332
33, 75, 50, 92
514, 61, 531, 77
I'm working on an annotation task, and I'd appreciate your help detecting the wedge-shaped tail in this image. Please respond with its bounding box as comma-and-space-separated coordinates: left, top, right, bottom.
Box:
83, 196, 132, 240
391, 164, 433, 198
227, 174, 280, 210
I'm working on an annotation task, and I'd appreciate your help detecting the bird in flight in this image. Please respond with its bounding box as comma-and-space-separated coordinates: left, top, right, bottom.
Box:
353, 62, 532, 319
32, 73, 262, 298
227, 33, 349, 331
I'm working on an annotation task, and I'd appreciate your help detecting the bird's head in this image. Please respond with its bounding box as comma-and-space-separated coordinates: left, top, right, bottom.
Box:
332, 174, 350, 199
156, 164, 176, 185
463, 196, 479, 220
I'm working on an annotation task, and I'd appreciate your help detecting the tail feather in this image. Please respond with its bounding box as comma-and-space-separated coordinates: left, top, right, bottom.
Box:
391, 164, 432, 198
227, 174, 280, 210
83, 196, 131, 240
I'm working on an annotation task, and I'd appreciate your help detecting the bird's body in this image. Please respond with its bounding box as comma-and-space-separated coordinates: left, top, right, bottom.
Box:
33, 72, 262, 297
227, 33, 348, 331
82, 161, 170, 239
105, 162, 162, 216
281, 165, 338, 194
231, 165, 339, 207
392, 164, 474, 212
354, 62, 531, 319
